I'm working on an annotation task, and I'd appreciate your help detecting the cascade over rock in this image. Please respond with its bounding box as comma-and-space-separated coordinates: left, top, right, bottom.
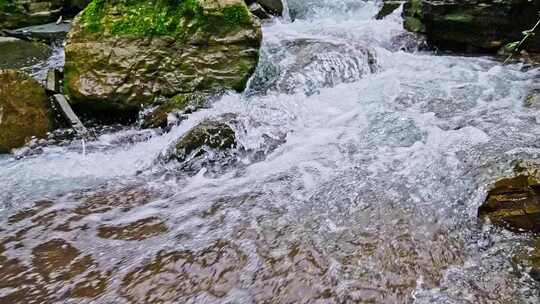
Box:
402, 0, 540, 52
0, 69, 50, 153
64, 0, 262, 119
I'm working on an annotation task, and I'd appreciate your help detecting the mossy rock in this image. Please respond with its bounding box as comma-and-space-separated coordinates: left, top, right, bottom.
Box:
479, 161, 540, 233
64, 0, 261, 119
174, 120, 236, 162
0, 69, 50, 153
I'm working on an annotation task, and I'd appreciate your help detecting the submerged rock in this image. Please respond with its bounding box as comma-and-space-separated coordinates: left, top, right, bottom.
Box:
64, 0, 261, 119
0, 69, 51, 153
402, 0, 540, 53
0, 37, 51, 70
479, 161, 540, 232
513, 238, 540, 282
173, 120, 236, 162
249, 38, 377, 95
141, 92, 209, 129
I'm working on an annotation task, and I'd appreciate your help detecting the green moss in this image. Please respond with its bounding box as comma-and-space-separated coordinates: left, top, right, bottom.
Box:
442, 12, 474, 23
79, 0, 252, 38
222, 4, 251, 26
404, 17, 424, 32
0, 0, 21, 14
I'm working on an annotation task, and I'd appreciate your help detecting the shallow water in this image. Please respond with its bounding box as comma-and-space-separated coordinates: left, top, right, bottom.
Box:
1, 1, 540, 303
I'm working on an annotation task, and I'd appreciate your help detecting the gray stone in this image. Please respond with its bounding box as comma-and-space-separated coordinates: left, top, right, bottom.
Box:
45, 68, 61, 93
52, 94, 87, 135
0, 37, 51, 70
4, 21, 71, 43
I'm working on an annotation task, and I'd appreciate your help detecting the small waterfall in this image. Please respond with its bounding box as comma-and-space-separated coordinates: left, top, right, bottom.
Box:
281, 0, 291, 21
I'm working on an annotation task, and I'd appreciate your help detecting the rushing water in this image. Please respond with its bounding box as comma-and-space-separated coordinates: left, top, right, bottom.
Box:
1, 1, 540, 303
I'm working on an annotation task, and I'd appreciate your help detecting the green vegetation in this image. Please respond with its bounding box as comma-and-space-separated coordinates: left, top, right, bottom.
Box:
0, 0, 21, 14
504, 16, 540, 64
80, 0, 252, 38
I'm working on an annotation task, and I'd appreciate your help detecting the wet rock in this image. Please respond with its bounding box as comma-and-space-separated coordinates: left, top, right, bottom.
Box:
525, 89, 540, 108
479, 161, 540, 232
4, 21, 72, 43
248, 2, 273, 19
141, 92, 209, 129
173, 120, 237, 162
0, 37, 51, 70
0, 0, 64, 29
376, 1, 404, 19
120, 240, 247, 301
402, 0, 540, 53
45, 68, 61, 93
0, 0, 89, 29
246, 0, 283, 17
97, 217, 168, 241
74, 185, 158, 216
0, 69, 51, 153
8, 200, 54, 224
250, 38, 377, 95
64, 0, 262, 119
513, 238, 540, 282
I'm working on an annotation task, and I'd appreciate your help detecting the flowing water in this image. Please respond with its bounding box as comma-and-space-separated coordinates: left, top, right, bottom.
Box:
1, 1, 540, 303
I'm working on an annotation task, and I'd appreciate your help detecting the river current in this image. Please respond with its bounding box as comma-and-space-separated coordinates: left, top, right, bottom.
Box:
1, 1, 539, 303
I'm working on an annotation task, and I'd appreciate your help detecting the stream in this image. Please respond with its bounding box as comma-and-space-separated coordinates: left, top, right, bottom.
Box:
1, 1, 540, 303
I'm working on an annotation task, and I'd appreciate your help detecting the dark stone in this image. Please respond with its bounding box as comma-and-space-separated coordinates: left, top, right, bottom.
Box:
376, 1, 404, 19
479, 161, 540, 233
402, 0, 540, 53
173, 120, 236, 162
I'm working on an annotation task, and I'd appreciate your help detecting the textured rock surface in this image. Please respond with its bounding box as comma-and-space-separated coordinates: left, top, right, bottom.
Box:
479, 161, 540, 232
64, 0, 262, 117
0, 69, 50, 153
246, 0, 283, 16
0, 0, 90, 29
173, 120, 236, 162
402, 0, 540, 52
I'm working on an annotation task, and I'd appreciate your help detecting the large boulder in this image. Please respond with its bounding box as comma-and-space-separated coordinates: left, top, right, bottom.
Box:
0, 69, 50, 153
402, 0, 540, 52
64, 0, 262, 118
479, 161, 540, 233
